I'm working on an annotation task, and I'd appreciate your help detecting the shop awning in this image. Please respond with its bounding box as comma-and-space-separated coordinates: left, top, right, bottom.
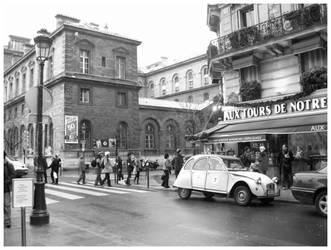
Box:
208, 113, 327, 143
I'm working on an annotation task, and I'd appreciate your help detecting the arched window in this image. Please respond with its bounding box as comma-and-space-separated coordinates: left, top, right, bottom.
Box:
186, 70, 194, 89
79, 120, 91, 148
118, 122, 128, 149
201, 66, 209, 86
203, 92, 210, 101
160, 78, 166, 95
145, 124, 155, 149
185, 120, 196, 136
172, 74, 179, 92
20, 125, 25, 157
165, 124, 176, 149
149, 81, 154, 98
28, 124, 34, 153
13, 127, 19, 156
187, 95, 193, 103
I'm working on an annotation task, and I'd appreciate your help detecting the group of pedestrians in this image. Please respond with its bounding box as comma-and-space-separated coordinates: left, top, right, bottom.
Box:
161, 149, 184, 188
33, 154, 62, 184
240, 144, 294, 190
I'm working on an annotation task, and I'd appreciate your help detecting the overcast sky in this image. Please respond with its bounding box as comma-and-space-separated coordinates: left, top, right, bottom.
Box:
2, 0, 223, 67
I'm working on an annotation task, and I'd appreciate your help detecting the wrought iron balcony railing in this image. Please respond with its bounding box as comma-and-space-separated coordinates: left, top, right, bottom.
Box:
208, 4, 327, 59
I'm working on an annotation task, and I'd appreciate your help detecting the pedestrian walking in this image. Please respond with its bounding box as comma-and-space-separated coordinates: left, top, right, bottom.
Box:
4, 152, 15, 228
133, 157, 141, 184
172, 149, 184, 178
278, 144, 294, 189
161, 153, 171, 188
49, 154, 61, 184
101, 152, 113, 187
116, 156, 124, 181
93, 153, 103, 186
77, 155, 86, 184
125, 153, 134, 185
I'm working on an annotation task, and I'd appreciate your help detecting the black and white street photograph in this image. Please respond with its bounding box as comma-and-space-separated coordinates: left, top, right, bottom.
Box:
2, 0, 328, 247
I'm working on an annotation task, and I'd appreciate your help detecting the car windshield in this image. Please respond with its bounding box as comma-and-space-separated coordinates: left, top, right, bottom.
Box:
222, 159, 248, 171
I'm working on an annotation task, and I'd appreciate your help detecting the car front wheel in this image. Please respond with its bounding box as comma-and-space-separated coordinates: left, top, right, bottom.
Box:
315, 190, 327, 217
234, 186, 252, 206
178, 188, 191, 200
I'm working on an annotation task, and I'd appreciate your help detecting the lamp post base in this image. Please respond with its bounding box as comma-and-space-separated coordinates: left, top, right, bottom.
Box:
30, 181, 50, 225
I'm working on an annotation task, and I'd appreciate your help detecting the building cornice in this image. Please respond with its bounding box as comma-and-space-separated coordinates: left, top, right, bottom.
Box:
156, 83, 219, 99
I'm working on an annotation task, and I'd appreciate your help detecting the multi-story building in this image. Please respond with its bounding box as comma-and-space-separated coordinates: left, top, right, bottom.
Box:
202, 4, 327, 178
3, 15, 211, 167
138, 55, 223, 104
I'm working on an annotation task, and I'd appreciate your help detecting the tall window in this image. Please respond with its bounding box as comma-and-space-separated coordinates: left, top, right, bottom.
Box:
15, 77, 19, 96
21, 104, 25, 115
28, 124, 34, 151
241, 66, 258, 83
173, 74, 179, 92
49, 123, 53, 148
149, 81, 154, 98
80, 50, 89, 74
160, 78, 166, 95
201, 66, 209, 86
117, 92, 128, 107
44, 124, 48, 148
80, 88, 90, 103
14, 107, 17, 118
166, 124, 176, 149
116, 56, 126, 79
301, 49, 327, 73
186, 70, 194, 89
4, 82, 7, 102
145, 124, 155, 149
48, 56, 54, 78
119, 122, 128, 149
203, 93, 210, 101
22, 73, 26, 93
29, 68, 34, 87
241, 5, 255, 28
9, 81, 13, 99
187, 95, 193, 103
101, 56, 106, 67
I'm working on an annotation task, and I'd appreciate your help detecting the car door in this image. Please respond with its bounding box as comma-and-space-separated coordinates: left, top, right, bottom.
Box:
191, 157, 208, 190
205, 157, 228, 193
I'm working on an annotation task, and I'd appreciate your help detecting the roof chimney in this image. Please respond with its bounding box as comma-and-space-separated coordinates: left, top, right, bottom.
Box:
55, 14, 80, 28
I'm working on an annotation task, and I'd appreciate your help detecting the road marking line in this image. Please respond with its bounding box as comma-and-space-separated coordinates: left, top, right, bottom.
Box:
86, 181, 150, 193
46, 184, 108, 196
61, 182, 128, 194
46, 197, 59, 205
45, 189, 84, 200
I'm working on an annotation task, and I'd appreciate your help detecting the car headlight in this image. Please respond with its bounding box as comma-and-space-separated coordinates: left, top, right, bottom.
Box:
256, 177, 262, 185
272, 177, 278, 184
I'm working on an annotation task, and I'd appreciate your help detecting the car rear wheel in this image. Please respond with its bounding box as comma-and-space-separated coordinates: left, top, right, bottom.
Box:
315, 190, 327, 217
234, 186, 252, 206
260, 198, 274, 205
203, 191, 214, 199
178, 188, 191, 200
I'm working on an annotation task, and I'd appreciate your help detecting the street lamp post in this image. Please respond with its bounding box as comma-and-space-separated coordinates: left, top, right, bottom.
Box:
30, 30, 52, 225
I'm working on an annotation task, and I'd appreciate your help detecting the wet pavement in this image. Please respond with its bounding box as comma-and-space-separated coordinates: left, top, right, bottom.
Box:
3, 170, 327, 246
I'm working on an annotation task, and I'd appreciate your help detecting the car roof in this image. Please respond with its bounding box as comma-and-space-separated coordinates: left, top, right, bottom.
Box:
188, 154, 239, 161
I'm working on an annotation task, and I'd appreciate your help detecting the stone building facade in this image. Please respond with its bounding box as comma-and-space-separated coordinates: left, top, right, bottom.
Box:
3, 15, 210, 167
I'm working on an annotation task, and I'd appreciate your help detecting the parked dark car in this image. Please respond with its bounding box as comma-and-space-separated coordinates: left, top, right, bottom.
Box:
291, 166, 327, 217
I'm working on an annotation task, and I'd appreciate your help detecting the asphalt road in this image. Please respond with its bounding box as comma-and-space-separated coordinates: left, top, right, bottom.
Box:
4, 177, 327, 246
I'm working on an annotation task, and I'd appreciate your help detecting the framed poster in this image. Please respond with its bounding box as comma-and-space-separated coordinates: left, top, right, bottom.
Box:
12, 178, 34, 208
65, 115, 79, 144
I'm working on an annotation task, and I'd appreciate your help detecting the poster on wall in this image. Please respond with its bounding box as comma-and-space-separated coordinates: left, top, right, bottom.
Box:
64, 115, 78, 144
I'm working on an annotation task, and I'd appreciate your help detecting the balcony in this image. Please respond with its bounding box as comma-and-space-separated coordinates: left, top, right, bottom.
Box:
208, 4, 327, 60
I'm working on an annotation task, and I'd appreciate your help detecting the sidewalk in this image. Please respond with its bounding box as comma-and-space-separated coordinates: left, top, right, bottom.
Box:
72, 169, 298, 203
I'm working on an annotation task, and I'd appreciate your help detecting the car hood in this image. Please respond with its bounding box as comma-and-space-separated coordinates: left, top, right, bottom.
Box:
229, 171, 272, 182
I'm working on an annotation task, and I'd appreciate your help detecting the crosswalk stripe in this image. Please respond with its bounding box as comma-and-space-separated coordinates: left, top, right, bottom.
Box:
46, 184, 108, 196
86, 182, 150, 193
61, 182, 128, 194
45, 189, 84, 200
46, 197, 59, 205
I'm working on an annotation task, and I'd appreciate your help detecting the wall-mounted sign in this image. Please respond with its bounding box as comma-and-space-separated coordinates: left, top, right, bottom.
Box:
64, 115, 78, 144
224, 97, 327, 121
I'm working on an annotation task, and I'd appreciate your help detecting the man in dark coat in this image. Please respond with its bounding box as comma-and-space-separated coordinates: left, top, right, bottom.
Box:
4, 152, 16, 228
34, 156, 49, 183
172, 149, 184, 178
49, 154, 61, 184
278, 144, 294, 189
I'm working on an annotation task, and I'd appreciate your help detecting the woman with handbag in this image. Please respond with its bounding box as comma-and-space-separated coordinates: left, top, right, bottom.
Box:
161, 153, 171, 188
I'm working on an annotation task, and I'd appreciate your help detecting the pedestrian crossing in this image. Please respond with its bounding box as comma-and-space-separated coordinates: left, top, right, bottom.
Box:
44, 181, 150, 205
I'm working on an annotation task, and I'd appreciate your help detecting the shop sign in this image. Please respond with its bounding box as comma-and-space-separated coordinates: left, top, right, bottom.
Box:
224, 96, 327, 121
64, 115, 78, 144
216, 134, 266, 143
